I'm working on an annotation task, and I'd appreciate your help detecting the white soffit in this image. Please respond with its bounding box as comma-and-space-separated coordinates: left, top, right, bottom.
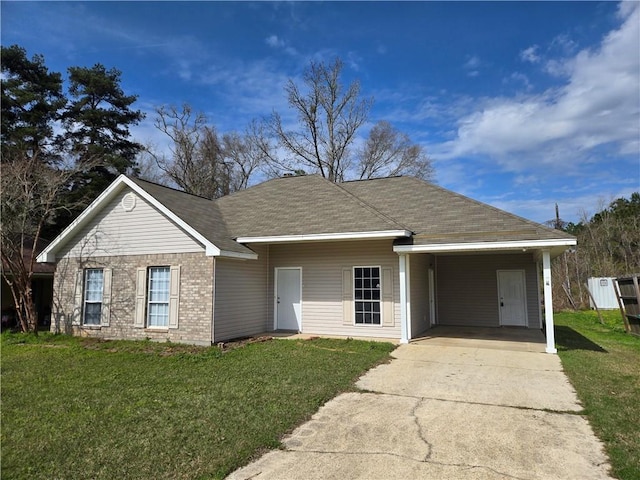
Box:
236, 230, 412, 244
393, 238, 577, 254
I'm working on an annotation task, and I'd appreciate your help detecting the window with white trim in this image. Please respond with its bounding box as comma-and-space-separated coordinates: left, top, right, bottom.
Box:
354, 267, 381, 325
83, 268, 104, 325
147, 267, 170, 327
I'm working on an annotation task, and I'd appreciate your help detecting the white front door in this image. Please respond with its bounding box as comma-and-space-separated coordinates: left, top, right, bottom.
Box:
275, 268, 302, 331
498, 270, 527, 326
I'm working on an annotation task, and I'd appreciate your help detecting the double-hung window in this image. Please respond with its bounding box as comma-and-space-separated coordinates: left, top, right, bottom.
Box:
83, 268, 104, 325
134, 265, 180, 330
147, 267, 170, 327
354, 267, 381, 325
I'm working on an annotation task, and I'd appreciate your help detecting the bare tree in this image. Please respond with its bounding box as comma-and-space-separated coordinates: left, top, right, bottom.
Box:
549, 195, 640, 310
356, 121, 434, 180
0, 151, 89, 332
222, 128, 267, 192
269, 58, 372, 182
151, 104, 226, 199
151, 104, 263, 198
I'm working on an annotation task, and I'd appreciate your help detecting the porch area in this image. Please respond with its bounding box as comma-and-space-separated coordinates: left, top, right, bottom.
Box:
396, 247, 562, 353
411, 325, 547, 353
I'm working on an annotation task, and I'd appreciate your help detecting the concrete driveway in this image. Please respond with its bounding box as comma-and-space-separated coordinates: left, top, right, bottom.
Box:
228, 332, 612, 480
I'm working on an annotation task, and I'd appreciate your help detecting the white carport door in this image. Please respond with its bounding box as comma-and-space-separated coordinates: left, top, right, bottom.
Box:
497, 270, 527, 326
275, 268, 302, 331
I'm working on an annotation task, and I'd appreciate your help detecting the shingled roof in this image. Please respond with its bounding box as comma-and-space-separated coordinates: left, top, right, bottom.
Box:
137, 174, 573, 247
38, 173, 575, 263
216, 175, 408, 238
339, 176, 575, 245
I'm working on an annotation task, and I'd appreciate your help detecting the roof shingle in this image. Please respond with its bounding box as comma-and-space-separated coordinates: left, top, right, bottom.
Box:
131, 174, 574, 251
216, 175, 407, 238
339, 176, 575, 245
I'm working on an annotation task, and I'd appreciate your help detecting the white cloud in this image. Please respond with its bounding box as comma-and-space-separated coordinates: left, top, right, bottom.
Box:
197, 58, 292, 125
487, 187, 639, 224
266, 34, 285, 48
549, 34, 577, 55
433, 1, 640, 174
513, 174, 538, 186
505, 72, 532, 91
464, 55, 481, 69
463, 55, 481, 77
264, 34, 298, 57
519, 45, 540, 63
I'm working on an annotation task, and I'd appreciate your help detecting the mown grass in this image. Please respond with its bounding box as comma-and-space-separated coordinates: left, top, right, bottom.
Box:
555, 310, 640, 480
1, 333, 395, 479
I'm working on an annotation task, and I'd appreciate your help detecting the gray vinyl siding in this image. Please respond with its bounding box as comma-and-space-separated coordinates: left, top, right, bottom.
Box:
436, 254, 540, 328
268, 240, 401, 339
57, 188, 203, 259
410, 253, 431, 337
213, 244, 269, 342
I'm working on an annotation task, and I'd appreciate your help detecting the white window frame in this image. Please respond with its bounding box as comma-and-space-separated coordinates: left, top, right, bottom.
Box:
147, 266, 170, 328
83, 268, 104, 326
353, 266, 382, 326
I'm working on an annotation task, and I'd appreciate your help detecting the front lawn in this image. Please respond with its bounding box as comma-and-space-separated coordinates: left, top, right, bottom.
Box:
555, 310, 640, 480
1, 334, 394, 479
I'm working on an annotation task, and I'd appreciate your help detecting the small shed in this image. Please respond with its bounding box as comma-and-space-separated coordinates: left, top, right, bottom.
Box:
587, 277, 619, 310
614, 275, 640, 336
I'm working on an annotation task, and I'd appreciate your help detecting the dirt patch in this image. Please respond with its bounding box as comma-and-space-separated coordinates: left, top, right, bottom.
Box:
216, 335, 274, 351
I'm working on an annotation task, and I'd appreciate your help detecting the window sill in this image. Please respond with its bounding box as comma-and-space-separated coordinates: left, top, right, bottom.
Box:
145, 327, 169, 332
80, 325, 102, 330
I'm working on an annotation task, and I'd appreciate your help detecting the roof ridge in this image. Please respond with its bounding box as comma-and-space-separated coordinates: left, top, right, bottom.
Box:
329, 178, 413, 232
129, 176, 215, 202
341, 175, 404, 184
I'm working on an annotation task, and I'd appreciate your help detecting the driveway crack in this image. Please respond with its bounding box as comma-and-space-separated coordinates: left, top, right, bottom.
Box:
363, 390, 584, 415
409, 397, 433, 461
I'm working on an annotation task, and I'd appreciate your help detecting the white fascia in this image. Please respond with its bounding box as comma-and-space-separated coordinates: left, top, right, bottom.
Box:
37, 175, 222, 262
393, 238, 576, 254
236, 230, 412, 244
218, 249, 259, 260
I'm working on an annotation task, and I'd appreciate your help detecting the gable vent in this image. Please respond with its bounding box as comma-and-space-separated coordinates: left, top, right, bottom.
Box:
121, 192, 137, 212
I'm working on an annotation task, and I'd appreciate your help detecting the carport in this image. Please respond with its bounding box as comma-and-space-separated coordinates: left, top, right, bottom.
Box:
395, 239, 576, 353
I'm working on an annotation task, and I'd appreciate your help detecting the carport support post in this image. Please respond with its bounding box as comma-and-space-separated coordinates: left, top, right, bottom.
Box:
399, 253, 411, 344
542, 250, 557, 354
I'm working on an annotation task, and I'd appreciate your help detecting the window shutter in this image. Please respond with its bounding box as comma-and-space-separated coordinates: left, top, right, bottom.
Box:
100, 268, 112, 327
382, 267, 394, 326
342, 267, 353, 326
134, 267, 146, 328
72, 269, 84, 326
168, 265, 181, 329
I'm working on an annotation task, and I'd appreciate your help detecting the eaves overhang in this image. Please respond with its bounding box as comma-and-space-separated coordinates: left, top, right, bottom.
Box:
236, 229, 412, 244
393, 238, 577, 255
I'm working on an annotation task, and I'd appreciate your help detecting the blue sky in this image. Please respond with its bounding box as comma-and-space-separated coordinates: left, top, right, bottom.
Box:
2, 1, 639, 224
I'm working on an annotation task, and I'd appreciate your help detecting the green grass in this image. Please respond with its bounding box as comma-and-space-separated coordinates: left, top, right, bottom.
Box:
1, 333, 395, 480
555, 310, 640, 480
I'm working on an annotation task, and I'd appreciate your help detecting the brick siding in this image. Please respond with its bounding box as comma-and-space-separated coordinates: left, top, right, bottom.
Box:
52, 252, 214, 345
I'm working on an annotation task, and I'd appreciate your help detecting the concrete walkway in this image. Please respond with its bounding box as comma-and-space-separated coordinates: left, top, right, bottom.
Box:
228, 334, 612, 480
